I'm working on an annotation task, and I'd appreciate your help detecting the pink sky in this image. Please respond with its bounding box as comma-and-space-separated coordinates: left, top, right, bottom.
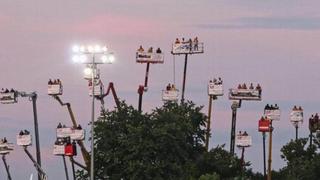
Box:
0, 0, 319, 178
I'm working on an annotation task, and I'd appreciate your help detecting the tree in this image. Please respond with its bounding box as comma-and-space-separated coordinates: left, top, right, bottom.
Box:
199, 173, 220, 180
77, 101, 208, 179
278, 138, 320, 180
196, 145, 243, 179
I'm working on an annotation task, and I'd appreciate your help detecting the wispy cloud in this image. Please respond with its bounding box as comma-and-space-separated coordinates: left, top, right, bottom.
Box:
195, 16, 320, 30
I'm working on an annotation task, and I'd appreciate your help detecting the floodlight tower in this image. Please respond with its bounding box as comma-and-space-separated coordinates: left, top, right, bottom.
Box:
228, 83, 262, 154
171, 37, 204, 102
290, 106, 303, 141
205, 78, 224, 151
72, 44, 115, 180
136, 46, 164, 112
0, 89, 42, 180
264, 104, 281, 180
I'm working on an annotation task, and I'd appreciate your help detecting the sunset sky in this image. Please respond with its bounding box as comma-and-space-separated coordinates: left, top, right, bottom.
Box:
0, 0, 319, 179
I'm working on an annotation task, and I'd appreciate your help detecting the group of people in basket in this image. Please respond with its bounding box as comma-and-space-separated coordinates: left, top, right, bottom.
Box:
0, 137, 8, 144
209, 77, 223, 85
264, 104, 279, 110
137, 46, 162, 54
18, 129, 30, 136
166, 83, 177, 91
237, 83, 261, 91
48, 79, 62, 85
292, 105, 303, 111
57, 123, 82, 130
238, 131, 249, 136
309, 114, 320, 131
0, 88, 15, 93
174, 37, 199, 51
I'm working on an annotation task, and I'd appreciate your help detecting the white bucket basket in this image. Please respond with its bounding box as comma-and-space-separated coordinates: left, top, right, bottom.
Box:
70, 129, 85, 141
162, 90, 179, 101
136, 52, 164, 64
229, 89, 261, 101
264, 109, 281, 121
236, 134, 252, 147
48, 84, 63, 95
53, 144, 65, 155
0, 92, 17, 104
290, 110, 303, 123
208, 82, 223, 96
172, 42, 204, 55
17, 134, 32, 146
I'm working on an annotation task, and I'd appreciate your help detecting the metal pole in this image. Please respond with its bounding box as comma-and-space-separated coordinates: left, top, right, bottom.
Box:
262, 132, 266, 178
70, 157, 76, 180
230, 102, 238, 154
138, 86, 143, 112
240, 147, 245, 175
2, 155, 12, 180
144, 63, 150, 88
23, 146, 46, 179
62, 156, 69, 180
310, 131, 313, 147
90, 56, 96, 180
31, 94, 42, 180
295, 125, 298, 141
267, 121, 273, 180
205, 95, 213, 151
181, 54, 188, 102
138, 63, 150, 112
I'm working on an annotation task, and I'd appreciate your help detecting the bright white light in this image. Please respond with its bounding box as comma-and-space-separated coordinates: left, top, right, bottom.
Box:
109, 54, 115, 63
84, 67, 92, 76
88, 46, 94, 53
80, 46, 85, 52
72, 45, 79, 53
94, 45, 101, 53
79, 55, 87, 63
101, 55, 108, 63
72, 55, 79, 63
102, 46, 107, 52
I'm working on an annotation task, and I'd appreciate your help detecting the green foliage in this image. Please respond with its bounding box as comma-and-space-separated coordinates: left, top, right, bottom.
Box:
278, 138, 320, 180
92, 101, 208, 179
199, 173, 220, 180
196, 145, 243, 179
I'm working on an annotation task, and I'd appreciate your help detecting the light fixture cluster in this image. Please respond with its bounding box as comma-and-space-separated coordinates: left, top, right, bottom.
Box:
72, 44, 115, 64
72, 45, 108, 54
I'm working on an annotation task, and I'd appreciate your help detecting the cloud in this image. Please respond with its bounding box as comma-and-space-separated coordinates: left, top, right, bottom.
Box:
195, 16, 320, 30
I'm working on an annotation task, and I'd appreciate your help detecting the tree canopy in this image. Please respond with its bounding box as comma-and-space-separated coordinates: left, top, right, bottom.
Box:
76, 101, 246, 179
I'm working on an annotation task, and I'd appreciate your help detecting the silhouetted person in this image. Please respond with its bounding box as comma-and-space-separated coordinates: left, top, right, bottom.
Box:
265, 104, 270, 110
24, 130, 30, 135
57, 123, 62, 128
166, 83, 171, 91
19, 130, 24, 136
249, 83, 254, 89
148, 47, 153, 53
137, 45, 144, 52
